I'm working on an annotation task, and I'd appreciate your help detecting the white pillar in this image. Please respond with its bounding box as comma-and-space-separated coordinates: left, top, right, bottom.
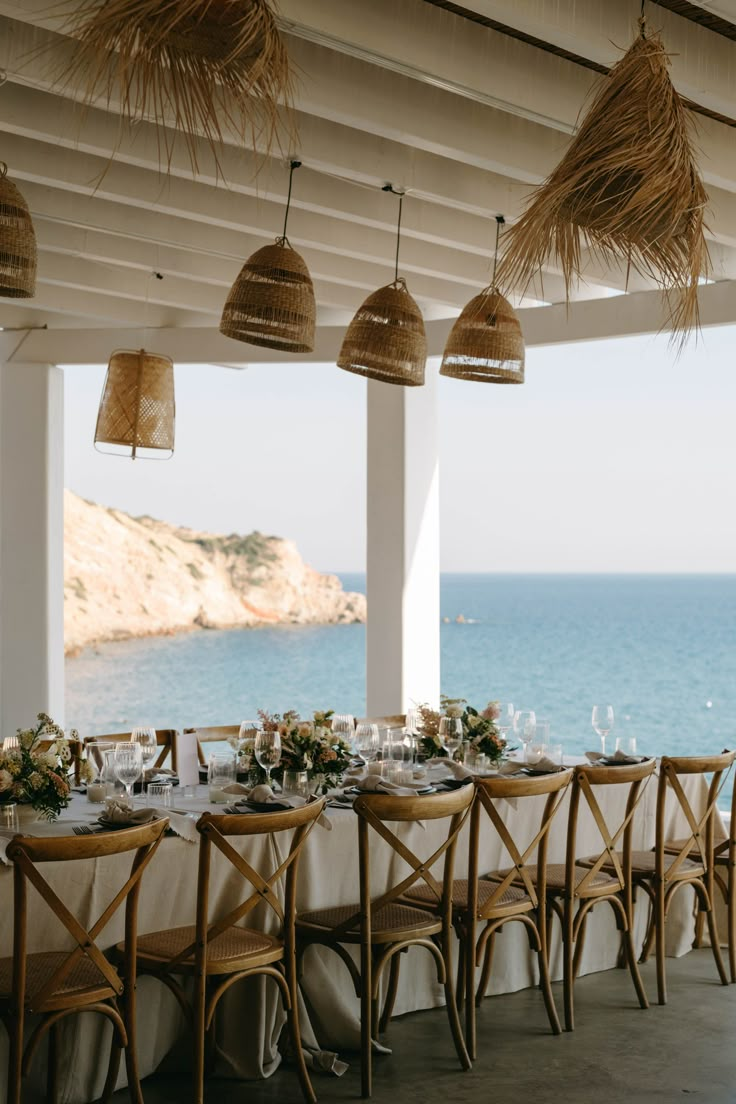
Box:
0, 362, 65, 734
366, 370, 440, 715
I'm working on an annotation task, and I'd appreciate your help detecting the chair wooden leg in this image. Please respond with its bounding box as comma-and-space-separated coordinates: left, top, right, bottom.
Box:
455, 936, 466, 1012
193, 975, 208, 1104
378, 952, 401, 1035
464, 922, 477, 1061
286, 962, 317, 1104
47, 1022, 59, 1104
655, 887, 667, 1006
360, 939, 373, 1099
693, 908, 705, 949
572, 913, 588, 980
622, 924, 649, 1010
705, 904, 729, 987
7, 1010, 24, 1104
441, 931, 471, 1072
639, 891, 655, 964
728, 871, 736, 983
563, 906, 575, 1032
475, 932, 495, 1007
122, 987, 144, 1104
100, 1032, 122, 1104
538, 937, 561, 1035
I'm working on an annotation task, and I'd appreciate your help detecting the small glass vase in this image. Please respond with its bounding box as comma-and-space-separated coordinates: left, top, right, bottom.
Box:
282, 770, 310, 799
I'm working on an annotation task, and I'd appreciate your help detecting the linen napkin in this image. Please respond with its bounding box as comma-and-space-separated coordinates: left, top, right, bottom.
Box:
521, 755, 565, 774
347, 773, 432, 797
585, 750, 646, 766
224, 786, 332, 830
98, 801, 158, 828
426, 759, 472, 782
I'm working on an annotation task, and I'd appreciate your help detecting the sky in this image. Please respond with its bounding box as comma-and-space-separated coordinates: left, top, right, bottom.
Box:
63, 326, 736, 574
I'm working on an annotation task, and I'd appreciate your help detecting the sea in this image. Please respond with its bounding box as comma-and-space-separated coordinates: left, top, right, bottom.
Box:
66, 574, 736, 767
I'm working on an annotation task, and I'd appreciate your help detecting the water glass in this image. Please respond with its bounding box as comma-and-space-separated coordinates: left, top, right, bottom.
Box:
405, 709, 421, 736
1, 803, 19, 832
114, 742, 143, 800
513, 710, 536, 757
496, 703, 515, 738
102, 749, 122, 797
439, 717, 463, 760
592, 705, 615, 755
543, 744, 563, 767
147, 782, 172, 808
282, 770, 310, 798
615, 735, 638, 757
208, 755, 236, 803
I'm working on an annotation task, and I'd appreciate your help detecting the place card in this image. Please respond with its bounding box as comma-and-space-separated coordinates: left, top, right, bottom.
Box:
177, 729, 200, 788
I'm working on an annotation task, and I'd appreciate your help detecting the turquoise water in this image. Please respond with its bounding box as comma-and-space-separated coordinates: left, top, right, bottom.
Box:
66, 574, 736, 762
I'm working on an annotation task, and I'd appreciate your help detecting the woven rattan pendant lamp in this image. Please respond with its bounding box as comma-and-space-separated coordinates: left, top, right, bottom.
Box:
338, 184, 427, 387
94, 348, 175, 459
0, 162, 37, 298
220, 160, 315, 352
441, 215, 524, 384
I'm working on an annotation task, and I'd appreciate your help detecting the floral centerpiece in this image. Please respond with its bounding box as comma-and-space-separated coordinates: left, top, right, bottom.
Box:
0, 713, 91, 820
230, 710, 352, 794
417, 696, 508, 765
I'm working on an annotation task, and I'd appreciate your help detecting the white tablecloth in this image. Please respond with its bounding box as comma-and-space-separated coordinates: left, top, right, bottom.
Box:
0, 768, 718, 1103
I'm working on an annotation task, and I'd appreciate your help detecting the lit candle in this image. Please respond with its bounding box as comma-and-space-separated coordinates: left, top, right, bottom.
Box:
208, 786, 228, 804
87, 782, 107, 803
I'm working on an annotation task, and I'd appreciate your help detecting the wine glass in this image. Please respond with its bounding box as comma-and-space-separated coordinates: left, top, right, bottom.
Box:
255, 729, 281, 789
592, 705, 615, 756
439, 716, 463, 760
332, 714, 356, 753
114, 742, 143, 801
131, 727, 158, 778
355, 723, 380, 766
405, 708, 420, 736
496, 703, 515, 741
513, 710, 536, 761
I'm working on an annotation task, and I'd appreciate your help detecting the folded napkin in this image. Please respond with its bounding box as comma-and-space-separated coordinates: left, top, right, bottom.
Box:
349, 774, 431, 796
427, 759, 472, 781
225, 786, 332, 830
99, 802, 158, 827
522, 755, 565, 773
585, 750, 646, 766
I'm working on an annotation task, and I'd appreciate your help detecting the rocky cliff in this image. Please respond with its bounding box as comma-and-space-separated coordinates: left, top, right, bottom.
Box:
64, 491, 366, 654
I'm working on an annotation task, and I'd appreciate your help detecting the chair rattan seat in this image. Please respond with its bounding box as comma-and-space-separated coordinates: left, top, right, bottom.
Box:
406, 878, 531, 912
494, 863, 619, 893
0, 951, 112, 1006
297, 901, 441, 942
662, 837, 728, 860
132, 924, 282, 973
629, 850, 704, 877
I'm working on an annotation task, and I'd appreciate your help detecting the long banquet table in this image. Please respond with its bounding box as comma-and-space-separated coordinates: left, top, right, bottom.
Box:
0, 764, 721, 1104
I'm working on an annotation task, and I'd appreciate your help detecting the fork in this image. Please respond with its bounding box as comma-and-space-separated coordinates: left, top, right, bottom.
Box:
72, 824, 94, 835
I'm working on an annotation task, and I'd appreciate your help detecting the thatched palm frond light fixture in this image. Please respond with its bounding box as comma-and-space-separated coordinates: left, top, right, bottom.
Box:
60, 0, 292, 173
0, 162, 37, 298
441, 215, 524, 384
219, 159, 316, 352
337, 184, 427, 387
95, 349, 175, 460
495, 14, 709, 342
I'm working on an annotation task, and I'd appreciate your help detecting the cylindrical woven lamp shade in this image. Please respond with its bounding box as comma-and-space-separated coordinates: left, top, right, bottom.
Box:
440, 289, 524, 384
337, 279, 427, 386
0, 166, 37, 298
94, 349, 175, 458
219, 240, 315, 352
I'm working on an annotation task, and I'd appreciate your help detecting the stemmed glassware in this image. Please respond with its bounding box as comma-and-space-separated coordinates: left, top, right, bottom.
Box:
592, 705, 615, 756
513, 710, 536, 762
355, 723, 380, 767
114, 742, 143, 801
131, 727, 158, 778
439, 716, 463, 761
496, 703, 514, 744
254, 729, 282, 789
332, 714, 356, 753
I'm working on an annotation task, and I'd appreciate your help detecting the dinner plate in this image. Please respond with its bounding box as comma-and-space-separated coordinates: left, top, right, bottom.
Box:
521, 766, 565, 776
599, 755, 647, 766
343, 785, 436, 796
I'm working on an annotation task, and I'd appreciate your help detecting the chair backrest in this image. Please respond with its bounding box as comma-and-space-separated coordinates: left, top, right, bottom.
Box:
655, 751, 736, 882
7, 819, 167, 1013
37, 738, 83, 786
566, 759, 657, 898
84, 729, 178, 772
339, 787, 474, 941
160, 799, 327, 972
469, 770, 573, 916
183, 725, 241, 766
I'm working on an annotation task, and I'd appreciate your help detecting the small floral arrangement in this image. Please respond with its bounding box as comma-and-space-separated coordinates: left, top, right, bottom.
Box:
0, 713, 92, 820
417, 696, 508, 764
230, 709, 352, 794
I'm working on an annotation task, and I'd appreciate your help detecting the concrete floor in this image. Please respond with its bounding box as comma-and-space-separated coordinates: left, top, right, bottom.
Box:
116, 951, 736, 1104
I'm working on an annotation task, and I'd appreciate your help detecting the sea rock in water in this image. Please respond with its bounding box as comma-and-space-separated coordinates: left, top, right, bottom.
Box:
64, 490, 366, 653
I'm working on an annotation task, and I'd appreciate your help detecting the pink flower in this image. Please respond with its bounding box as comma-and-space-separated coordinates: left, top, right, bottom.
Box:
482, 702, 501, 721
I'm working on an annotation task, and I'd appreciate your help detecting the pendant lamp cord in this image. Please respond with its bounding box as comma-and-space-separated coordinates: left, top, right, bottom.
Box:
280, 159, 302, 244
491, 214, 505, 290
382, 183, 406, 285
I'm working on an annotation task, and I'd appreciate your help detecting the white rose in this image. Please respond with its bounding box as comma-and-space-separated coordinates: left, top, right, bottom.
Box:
0, 770, 12, 792
445, 705, 463, 719
19, 729, 35, 750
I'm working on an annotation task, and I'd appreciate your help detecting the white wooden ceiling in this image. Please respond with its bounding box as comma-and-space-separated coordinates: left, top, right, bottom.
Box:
1, 0, 735, 349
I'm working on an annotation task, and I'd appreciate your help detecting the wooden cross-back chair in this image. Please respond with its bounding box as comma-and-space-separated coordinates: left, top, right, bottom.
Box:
296, 786, 474, 1098
84, 729, 179, 772
124, 799, 326, 1104
436, 770, 573, 1059
183, 724, 241, 766
535, 758, 657, 1031
0, 820, 167, 1104
632, 751, 735, 1005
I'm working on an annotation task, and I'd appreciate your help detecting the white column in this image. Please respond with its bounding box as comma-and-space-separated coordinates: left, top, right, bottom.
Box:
366, 370, 440, 715
0, 362, 65, 734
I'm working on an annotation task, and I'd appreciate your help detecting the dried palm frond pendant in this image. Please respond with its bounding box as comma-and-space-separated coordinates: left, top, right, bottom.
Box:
497, 19, 709, 342
59, 0, 292, 173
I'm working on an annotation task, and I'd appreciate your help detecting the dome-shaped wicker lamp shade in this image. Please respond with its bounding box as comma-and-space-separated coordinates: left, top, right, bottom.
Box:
337, 278, 427, 386
94, 349, 175, 459
440, 289, 524, 384
219, 240, 316, 353
0, 164, 37, 298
